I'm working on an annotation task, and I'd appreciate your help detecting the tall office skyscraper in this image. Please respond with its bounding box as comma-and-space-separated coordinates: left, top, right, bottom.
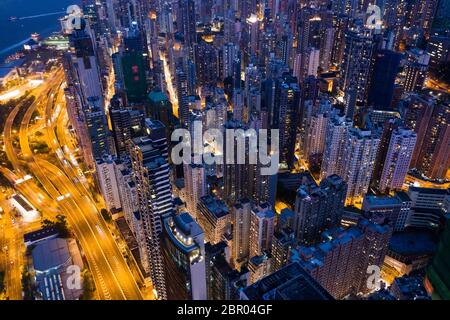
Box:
161, 212, 207, 300
401, 94, 435, 168
294, 175, 347, 245
232, 198, 252, 269
339, 27, 374, 116
343, 128, 380, 204
249, 203, 275, 259
206, 241, 249, 300
303, 101, 332, 167
222, 43, 238, 81
293, 218, 392, 299
178, 0, 196, 48
378, 128, 417, 193
223, 120, 252, 205
95, 155, 122, 212
110, 105, 143, 159
128, 119, 174, 300
271, 227, 296, 272
274, 74, 300, 169
413, 100, 450, 180
371, 118, 399, 192
403, 49, 430, 93
194, 42, 219, 87
176, 68, 190, 128
110, 107, 131, 158
67, 20, 104, 107
245, 14, 260, 63
367, 50, 402, 110
197, 195, 231, 244
121, 22, 148, 103
183, 164, 206, 219
320, 114, 352, 180
148, 88, 175, 139
115, 161, 142, 237
64, 19, 111, 167
84, 98, 111, 161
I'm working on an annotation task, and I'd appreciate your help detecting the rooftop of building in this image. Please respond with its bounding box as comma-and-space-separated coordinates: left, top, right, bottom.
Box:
391, 275, 431, 300
242, 262, 333, 300
278, 172, 317, 191
131, 136, 156, 150
326, 227, 364, 248
253, 204, 276, 219
144, 118, 165, 131
279, 208, 295, 219
24, 227, 59, 245
358, 218, 391, 234
363, 194, 403, 207
95, 154, 116, 165
174, 212, 202, 237
348, 127, 378, 139
249, 253, 270, 267
32, 238, 71, 272
148, 89, 170, 103
292, 226, 364, 269
233, 198, 251, 209
173, 197, 184, 207
396, 191, 412, 202
163, 212, 203, 252
143, 156, 167, 170
273, 227, 295, 245
343, 206, 363, 215
320, 174, 346, 188
200, 195, 229, 218
408, 186, 450, 195
388, 230, 438, 256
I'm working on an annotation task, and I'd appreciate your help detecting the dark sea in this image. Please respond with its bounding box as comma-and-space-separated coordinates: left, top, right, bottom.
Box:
0, 0, 79, 63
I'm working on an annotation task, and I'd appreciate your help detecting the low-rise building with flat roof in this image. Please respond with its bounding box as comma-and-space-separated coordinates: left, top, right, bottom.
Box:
240, 262, 333, 300
30, 237, 84, 300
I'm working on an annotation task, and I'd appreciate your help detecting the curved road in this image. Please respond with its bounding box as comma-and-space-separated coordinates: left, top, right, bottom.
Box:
4, 69, 143, 300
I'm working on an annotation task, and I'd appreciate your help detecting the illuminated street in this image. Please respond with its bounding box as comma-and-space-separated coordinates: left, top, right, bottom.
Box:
1, 69, 145, 300
0, 0, 449, 306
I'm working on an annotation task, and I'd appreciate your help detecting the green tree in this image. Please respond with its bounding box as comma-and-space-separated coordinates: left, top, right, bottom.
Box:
41, 215, 70, 238
79, 269, 95, 300
100, 208, 112, 223
0, 271, 5, 293
21, 270, 34, 300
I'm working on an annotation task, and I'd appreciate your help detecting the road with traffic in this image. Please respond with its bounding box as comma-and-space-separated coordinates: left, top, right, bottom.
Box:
1, 68, 144, 299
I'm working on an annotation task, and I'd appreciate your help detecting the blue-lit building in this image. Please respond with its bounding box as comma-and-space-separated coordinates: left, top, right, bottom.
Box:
31, 238, 83, 300
367, 50, 402, 110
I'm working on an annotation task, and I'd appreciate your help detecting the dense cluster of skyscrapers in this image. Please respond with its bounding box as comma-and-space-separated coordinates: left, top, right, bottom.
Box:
60, 0, 449, 300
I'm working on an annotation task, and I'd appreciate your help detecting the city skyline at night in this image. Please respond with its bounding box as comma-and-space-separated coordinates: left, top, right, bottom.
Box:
0, 0, 449, 306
